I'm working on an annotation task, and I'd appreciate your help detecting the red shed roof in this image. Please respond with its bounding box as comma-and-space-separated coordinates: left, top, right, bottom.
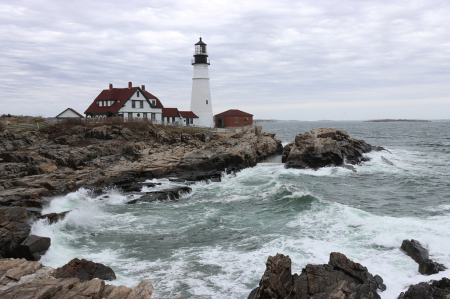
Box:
179, 111, 199, 118
215, 109, 253, 117
84, 87, 163, 115
162, 108, 180, 117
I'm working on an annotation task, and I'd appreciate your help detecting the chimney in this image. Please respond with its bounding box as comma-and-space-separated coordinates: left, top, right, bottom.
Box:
128, 82, 132, 89
141, 85, 145, 90
109, 83, 113, 90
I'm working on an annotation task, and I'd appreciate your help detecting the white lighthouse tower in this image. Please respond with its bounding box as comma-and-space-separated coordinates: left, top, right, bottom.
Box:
190, 37, 214, 127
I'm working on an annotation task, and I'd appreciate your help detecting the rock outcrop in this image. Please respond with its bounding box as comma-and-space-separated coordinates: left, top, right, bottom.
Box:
54, 258, 116, 281
0, 258, 166, 298
401, 239, 446, 275
282, 128, 383, 169
126, 186, 192, 204
398, 277, 450, 299
248, 252, 384, 299
0, 125, 282, 205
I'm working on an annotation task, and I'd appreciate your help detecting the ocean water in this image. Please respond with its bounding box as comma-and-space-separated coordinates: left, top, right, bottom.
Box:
32, 121, 450, 298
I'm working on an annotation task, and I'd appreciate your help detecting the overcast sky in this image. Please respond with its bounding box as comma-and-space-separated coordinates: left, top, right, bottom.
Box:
1, 0, 449, 120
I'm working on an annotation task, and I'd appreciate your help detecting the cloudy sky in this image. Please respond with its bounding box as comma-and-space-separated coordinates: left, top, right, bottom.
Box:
1, 0, 449, 120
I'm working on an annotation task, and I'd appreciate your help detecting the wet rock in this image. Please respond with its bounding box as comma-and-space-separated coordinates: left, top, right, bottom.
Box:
401, 239, 446, 275
40, 210, 70, 224
54, 258, 116, 281
126, 186, 192, 204
248, 252, 383, 299
16, 234, 51, 261
121, 182, 158, 192
0, 207, 31, 259
398, 277, 450, 299
282, 128, 383, 169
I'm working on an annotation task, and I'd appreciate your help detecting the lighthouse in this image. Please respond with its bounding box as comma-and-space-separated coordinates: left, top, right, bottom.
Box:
190, 37, 214, 127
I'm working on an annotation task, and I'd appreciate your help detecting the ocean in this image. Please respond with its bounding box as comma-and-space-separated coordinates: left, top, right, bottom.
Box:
32, 120, 450, 298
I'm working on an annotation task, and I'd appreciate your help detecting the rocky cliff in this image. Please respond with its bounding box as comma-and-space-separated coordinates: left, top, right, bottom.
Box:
0, 124, 282, 206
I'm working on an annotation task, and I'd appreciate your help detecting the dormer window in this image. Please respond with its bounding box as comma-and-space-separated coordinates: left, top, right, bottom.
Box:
137, 91, 140, 97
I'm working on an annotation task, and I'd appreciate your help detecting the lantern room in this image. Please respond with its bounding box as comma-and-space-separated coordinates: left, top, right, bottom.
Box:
192, 37, 210, 64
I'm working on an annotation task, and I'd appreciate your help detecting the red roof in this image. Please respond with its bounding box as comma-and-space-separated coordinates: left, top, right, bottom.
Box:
56, 108, 85, 118
179, 111, 199, 118
162, 108, 180, 117
215, 109, 253, 117
84, 87, 163, 115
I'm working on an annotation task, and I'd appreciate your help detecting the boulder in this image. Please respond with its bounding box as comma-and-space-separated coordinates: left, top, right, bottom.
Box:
0, 206, 32, 259
16, 234, 51, 261
401, 239, 446, 275
248, 252, 383, 299
282, 128, 382, 169
54, 258, 116, 281
398, 277, 450, 299
126, 186, 192, 204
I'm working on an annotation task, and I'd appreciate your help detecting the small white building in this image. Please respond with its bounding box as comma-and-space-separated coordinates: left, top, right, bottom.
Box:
56, 108, 85, 119
162, 108, 199, 126
84, 82, 164, 121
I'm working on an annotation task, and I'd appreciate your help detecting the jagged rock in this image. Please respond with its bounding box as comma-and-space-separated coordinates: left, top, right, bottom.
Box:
248, 252, 383, 299
282, 128, 383, 169
54, 258, 116, 281
399, 277, 450, 299
126, 186, 192, 204
126, 280, 154, 299
40, 210, 70, 224
0, 258, 158, 299
401, 239, 446, 275
0, 207, 31, 259
401, 239, 429, 264
16, 234, 51, 261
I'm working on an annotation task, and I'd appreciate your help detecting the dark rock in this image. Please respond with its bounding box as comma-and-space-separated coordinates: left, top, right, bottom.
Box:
249, 253, 293, 299
282, 128, 382, 169
0, 206, 32, 259
126, 186, 192, 204
419, 259, 447, 275
40, 210, 70, 224
401, 239, 429, 264
401, 239, 446, 275
401, 282, 434, 299
248, 252, 382, 299
55, 258, 116, 281
16, 234, 51, 261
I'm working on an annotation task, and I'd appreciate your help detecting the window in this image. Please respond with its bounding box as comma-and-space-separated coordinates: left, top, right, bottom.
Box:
245, 117, 248, 123
143, 113, 147, 118
137, 91, 140, 97
206, 100, 208, 104
132, 101, 136, 108
137, 113, 140, 117
172, 117, 175, 122
140, 101, 143, 108
151, 113, 155, 121
128, 113, 132, 118
190, 118, 193, 124
235, 117, 239, 123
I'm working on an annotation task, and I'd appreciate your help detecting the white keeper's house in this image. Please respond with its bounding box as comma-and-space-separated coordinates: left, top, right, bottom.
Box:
84, 82, 199, 126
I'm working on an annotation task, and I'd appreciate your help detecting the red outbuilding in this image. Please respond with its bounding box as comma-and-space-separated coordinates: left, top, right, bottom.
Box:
214, 109, 253, 128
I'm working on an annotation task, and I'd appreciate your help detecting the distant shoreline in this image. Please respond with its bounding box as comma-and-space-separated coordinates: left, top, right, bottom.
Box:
364, 119, 430, 122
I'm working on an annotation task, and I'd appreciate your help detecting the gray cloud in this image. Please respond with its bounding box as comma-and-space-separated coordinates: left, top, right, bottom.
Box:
1, 0, 449, 120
